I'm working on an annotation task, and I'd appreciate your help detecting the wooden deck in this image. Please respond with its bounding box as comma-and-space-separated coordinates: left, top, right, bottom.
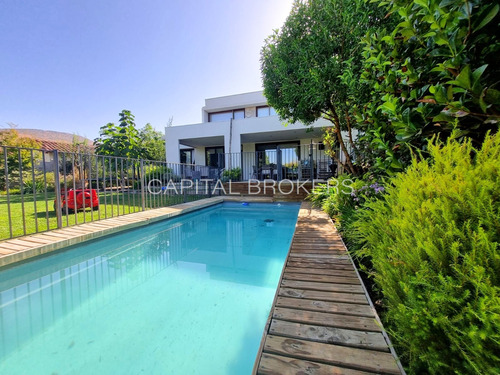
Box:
253, 202, 404, 375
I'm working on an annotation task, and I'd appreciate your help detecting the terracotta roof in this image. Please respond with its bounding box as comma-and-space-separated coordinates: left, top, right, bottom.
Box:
12, 129, 92, 144
0, 128, 94, 153
38, 140, 94, 153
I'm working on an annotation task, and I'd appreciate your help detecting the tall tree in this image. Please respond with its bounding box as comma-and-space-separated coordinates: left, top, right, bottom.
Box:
94, 110, 142, 159
139, 123, 165, 161
261, 0, 389, 175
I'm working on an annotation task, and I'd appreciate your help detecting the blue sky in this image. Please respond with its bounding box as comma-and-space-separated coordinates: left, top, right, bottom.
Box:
0, 0, 293, 140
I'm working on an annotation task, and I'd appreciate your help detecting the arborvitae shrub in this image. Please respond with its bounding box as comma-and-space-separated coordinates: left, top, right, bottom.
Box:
355, 133, 500, 374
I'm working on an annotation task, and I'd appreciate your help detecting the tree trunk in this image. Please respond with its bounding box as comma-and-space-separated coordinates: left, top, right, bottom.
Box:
327, 106, 357, 176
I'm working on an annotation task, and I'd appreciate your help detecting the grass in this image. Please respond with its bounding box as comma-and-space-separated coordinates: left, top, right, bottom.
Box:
0, 190, 205, 240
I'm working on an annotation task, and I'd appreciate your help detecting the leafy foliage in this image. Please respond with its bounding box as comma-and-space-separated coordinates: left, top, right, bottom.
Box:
95, 111, 166, 162
358, 0, 500, 173
308, 174, 386, 245
0, 129, 42, 190
354, 133, 500, 373
139, 123, 166, 161
222, 167, 242, 181
94, 110, 142, 159
261, 0, 391, 175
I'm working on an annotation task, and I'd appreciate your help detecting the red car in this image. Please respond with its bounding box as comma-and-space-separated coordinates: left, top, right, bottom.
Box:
55, 189, 99, 213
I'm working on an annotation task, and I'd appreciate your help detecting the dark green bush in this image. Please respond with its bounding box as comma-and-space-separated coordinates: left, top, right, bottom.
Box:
354, 133, 500, 374
222, 167, 242, 181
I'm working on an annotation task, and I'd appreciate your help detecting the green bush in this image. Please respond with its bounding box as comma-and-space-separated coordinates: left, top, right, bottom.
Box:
308, 175, 386, 247
354, 133, 500, 374
222, 167, 242, 181
22, 179, 45, 194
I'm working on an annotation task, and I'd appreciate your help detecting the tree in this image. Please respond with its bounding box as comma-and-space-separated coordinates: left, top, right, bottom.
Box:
139, 123, 165, 161
0, 129, 41, 190
358, 0, 500, 174
94, 110, 142, 159
261, 0, 390, 175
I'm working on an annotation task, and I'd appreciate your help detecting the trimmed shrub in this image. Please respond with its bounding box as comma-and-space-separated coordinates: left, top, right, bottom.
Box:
354, 133, 500, 373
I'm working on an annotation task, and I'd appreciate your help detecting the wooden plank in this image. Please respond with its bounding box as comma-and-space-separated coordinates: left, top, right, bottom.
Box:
287, 261, 353, 270
0, 241, 31, 251
38, 231, 74, 239
292, 237, 342, 242
273, 307, 381, 332
276, 297, 374, 318
269, 320, 388, 351
14, 236, 54, 245
283, 272, 360, 285
288, 257, 352, 265
258, 353, 372, 375
263, 335, 401, 374
290, 252, 351, 263
281, 280, 364, 294
286, 267, 357, 278
290, 249, 346, 254
0, 247, 18, 255
292, 242, 346, 248
279, 288, 368, 305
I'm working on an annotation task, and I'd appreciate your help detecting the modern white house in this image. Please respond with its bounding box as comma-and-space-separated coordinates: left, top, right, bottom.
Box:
165, 91, 342, 181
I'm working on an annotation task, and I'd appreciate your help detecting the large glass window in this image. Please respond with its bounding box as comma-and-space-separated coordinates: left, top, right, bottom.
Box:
205, 146, 225, 168
209, 109, 245, 122
257, 106, 277, 117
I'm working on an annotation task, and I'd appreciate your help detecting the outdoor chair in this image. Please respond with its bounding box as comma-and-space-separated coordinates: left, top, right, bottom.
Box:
260, 165, 272, 180
316, 160, 330, 180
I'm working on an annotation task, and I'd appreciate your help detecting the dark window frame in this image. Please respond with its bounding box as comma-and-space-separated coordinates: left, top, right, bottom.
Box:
205, 146, 225, 168
180, 149, 194, 164
208, 109, 245, 122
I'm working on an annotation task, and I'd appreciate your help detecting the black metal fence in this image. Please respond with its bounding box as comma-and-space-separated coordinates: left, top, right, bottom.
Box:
0, 146, 212, 240
0, 143, 347, 241
198, 143, 343, 182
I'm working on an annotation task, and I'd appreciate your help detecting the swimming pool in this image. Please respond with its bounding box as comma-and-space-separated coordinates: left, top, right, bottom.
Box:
0, 202, 300, 374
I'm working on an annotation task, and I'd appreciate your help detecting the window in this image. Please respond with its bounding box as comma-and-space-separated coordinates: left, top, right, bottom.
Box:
180, 149, 193, 164
208, 109, 245, 122
256, 106, 277, 117
205, 146, 225, 168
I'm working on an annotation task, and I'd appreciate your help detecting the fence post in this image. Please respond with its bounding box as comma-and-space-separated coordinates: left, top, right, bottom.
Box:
309, 143, 314, 180
140, 159, 146, 211
53, 150, 63, 229
277, 146, 282, 181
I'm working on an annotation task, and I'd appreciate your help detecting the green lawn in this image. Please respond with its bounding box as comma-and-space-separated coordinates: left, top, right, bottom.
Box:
0, 191, 204, 240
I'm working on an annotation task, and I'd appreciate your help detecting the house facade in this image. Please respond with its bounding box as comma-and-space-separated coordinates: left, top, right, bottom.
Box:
165, 91, 344, 181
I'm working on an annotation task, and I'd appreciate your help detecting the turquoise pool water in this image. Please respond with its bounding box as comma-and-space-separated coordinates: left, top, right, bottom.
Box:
0, 202, 300, 374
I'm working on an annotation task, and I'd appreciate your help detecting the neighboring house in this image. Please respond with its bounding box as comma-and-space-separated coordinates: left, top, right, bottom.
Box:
165, 91, 348, 180
0, 129, 94, 172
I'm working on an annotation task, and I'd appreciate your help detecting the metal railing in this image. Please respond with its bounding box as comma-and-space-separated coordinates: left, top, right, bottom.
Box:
0, 143, 351, 241
0, 146, 213, 241
203, 143, 345, 182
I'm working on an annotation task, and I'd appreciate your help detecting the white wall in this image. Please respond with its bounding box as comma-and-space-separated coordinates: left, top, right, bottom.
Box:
165, 121, 230, 163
